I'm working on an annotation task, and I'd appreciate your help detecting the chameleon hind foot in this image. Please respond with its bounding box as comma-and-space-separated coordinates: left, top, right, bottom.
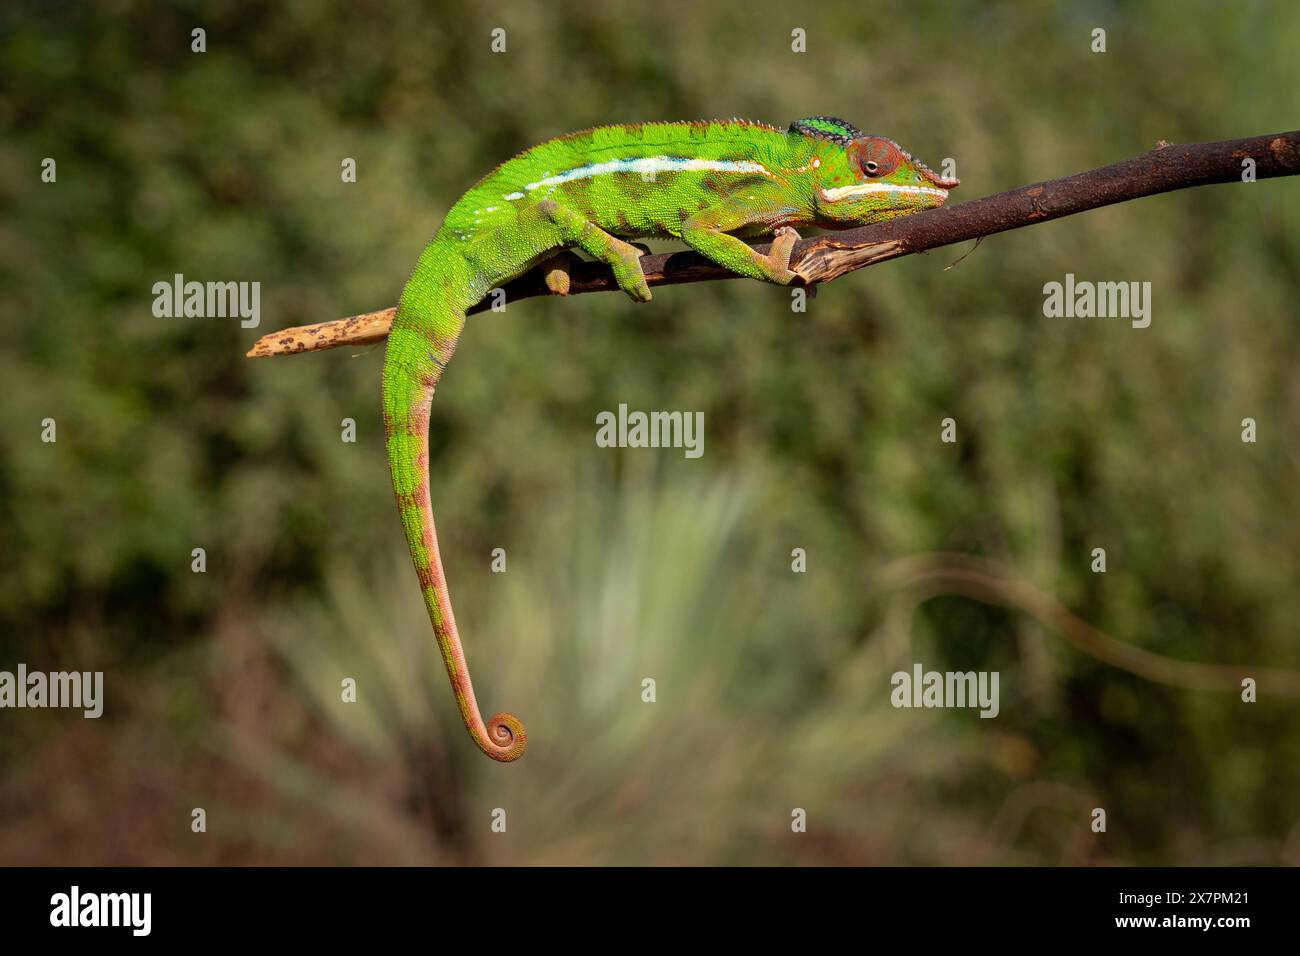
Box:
537, 199, 653, 303
606, 247, 653, 303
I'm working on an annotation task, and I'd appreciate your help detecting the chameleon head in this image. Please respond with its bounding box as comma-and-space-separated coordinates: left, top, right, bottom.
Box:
814, 136, 959, 225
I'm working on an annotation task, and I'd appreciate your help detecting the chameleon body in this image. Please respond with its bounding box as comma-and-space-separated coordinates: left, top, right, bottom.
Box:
381, 116, 958, 761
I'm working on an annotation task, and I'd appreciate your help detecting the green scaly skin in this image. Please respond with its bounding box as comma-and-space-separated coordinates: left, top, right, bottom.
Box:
381, 116, 958, 762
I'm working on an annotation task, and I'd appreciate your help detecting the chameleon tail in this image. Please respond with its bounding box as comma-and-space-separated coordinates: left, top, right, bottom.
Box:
380, 257, 527, 763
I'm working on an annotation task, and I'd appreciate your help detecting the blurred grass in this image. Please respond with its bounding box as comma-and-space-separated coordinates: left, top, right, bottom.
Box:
235, 462, 987, 865
1, 0, 1299, 865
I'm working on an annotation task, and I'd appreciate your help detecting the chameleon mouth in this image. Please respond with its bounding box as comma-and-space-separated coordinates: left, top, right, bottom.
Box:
820, 183, 950, 203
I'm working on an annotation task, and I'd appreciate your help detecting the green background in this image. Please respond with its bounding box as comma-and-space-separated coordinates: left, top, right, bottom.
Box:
1, 0, 1298, 864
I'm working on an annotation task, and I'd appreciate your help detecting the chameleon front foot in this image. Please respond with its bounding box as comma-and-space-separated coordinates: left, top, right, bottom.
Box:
763, 226, 802, 284
770, 227, 801, 271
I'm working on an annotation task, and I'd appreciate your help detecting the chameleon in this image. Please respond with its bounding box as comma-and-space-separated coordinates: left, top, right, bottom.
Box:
382, 116, 958, 762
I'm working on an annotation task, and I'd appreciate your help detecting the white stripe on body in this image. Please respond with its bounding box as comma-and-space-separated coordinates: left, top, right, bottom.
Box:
503, 157, 774, 200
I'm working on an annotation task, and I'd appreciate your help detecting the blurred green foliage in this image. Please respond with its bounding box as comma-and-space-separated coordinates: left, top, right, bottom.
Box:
1, 0, 1298, 864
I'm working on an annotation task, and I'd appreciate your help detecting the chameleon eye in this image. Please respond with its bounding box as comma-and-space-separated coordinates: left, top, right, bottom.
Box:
856, 139, 900, 178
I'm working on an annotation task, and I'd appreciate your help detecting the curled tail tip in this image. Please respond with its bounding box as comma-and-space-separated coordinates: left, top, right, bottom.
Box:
482, 712, 528, 762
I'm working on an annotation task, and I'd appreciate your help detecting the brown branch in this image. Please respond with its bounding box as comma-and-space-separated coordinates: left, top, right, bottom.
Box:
247, 130, 1300, 358
880, 552, 1300, 696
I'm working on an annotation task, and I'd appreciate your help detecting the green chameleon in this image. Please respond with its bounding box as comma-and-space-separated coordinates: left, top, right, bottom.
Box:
382, 116, 958, 761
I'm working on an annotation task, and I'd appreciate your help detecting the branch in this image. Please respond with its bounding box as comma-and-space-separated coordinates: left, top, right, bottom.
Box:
247, 130, 1300, 358
879, 552, 1300, 696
